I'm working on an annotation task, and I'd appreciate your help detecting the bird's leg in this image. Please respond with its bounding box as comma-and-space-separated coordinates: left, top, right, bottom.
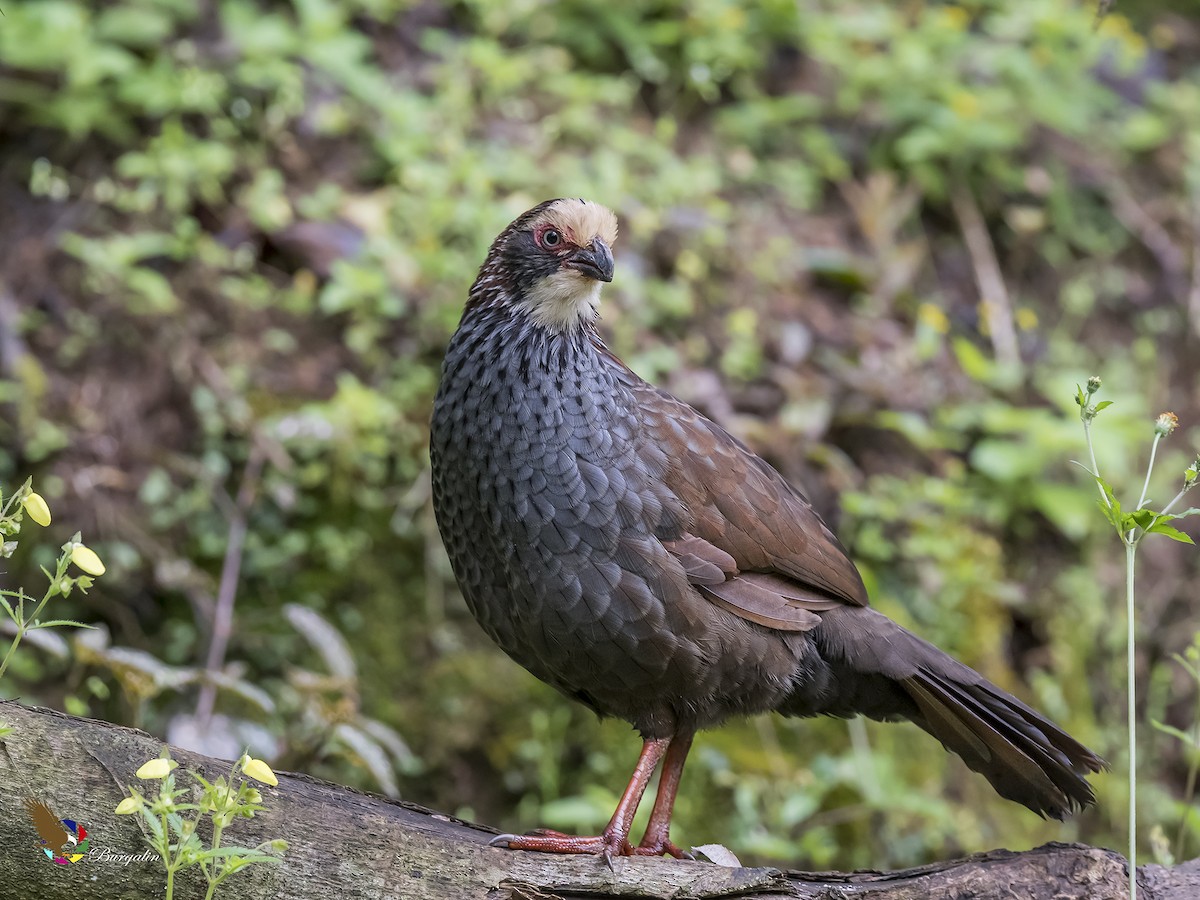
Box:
632, 730, 694, 858
490, 737, 669, 857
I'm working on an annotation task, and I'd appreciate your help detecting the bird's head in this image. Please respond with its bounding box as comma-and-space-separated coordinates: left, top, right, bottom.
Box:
471, 198, 618, 332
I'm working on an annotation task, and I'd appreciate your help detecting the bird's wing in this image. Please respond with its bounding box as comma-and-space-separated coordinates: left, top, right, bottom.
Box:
605, 351, 869, 632
24, 798, 69, 851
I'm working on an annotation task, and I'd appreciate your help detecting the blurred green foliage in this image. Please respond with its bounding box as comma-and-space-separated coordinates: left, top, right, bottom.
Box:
1, 0, 1199, 871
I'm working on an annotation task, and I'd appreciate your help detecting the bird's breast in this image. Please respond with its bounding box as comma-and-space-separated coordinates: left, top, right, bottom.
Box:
430, 324, 687, 680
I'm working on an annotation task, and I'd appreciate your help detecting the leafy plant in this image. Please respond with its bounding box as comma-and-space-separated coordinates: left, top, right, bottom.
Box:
1074, 378, 1198, 899
1151, 632, 1200, 863
0, 478, 100, 685
115, 749, 287, 900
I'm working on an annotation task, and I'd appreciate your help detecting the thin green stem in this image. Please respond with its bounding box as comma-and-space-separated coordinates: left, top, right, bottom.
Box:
1083, 419, 1111, 507
0, 635, 22, 682
1127, 539, 1138, 900
165, 864, 175, 900
0, 592, 28, 683
0, 554, 69, 681
203, 818, 226, 900
1160, 486, 1192, 518
1136, 434, 1162, 511
0, 479, 29, 519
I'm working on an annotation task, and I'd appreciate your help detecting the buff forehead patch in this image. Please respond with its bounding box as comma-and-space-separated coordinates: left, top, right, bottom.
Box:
534, 199, 618, 247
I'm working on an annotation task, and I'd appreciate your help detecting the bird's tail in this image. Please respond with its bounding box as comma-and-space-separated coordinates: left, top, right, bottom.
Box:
791, 606, 1105, 819
899, 662, 1104, 818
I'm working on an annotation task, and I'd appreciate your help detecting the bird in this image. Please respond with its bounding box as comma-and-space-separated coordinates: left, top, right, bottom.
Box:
24, 797, 73, 861
429, 198, 1104, 859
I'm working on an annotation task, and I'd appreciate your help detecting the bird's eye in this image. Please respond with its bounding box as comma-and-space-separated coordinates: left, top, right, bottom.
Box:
541, 229, 561, 248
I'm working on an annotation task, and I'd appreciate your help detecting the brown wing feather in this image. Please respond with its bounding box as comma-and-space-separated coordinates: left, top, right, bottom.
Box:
605, 349, 869, 632
664, 534, 845, 631
700, 579, 823, 632
24, 798, 69, 851
662, 534, 736, 585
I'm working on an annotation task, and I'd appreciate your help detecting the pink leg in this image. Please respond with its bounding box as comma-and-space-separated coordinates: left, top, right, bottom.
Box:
490, 737, 670, 858
633, 730, 694, 859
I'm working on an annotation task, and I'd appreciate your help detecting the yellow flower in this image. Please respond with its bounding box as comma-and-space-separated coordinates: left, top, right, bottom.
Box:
241, 757, 279, 787
1015, 307, 1039, 331
917, 302, 950, 334
948, 89, 980, 119
136, 758, 177, 780
114, 796, 142, 815
70, 543, 106, 576
22, 492, 51, 527
940, 6, 970, 30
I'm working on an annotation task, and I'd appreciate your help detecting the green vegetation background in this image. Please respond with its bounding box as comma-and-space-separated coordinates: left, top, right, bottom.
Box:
2, 0, 1199, 870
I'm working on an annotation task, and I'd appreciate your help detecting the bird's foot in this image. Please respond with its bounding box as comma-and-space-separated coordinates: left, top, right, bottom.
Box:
489, 828, 633, 858
631, 836, 693, 860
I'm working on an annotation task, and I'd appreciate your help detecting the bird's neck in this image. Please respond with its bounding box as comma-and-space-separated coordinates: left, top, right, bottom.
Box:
466, 273, 602, 337
451, 301, 601, 370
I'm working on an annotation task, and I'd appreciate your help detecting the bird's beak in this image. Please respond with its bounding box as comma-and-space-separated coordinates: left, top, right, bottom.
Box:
564, 237, 614, 283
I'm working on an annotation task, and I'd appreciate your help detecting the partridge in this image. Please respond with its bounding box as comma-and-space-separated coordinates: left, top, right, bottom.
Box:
430, 198, 1103, 858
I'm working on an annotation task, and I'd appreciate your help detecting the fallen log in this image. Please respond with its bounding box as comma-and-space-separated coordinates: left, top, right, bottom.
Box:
1, 701, 1197, 899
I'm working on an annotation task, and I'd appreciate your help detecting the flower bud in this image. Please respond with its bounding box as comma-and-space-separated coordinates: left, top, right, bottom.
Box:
1155, 412, 1179, 437
22, 492, 51, 526
1087, 375, 1102, 394
70, 543, 106, 576
136, 758, 177, 780
115, 796, 142, 815
241, 757, 279, 787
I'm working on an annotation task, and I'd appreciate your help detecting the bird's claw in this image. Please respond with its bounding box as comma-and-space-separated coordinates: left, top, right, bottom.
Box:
488, 829, 632, 858
632, 839, 693, 860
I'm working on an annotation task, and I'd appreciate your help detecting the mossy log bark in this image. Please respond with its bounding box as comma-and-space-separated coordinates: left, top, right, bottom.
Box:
1, 701, 1198, 900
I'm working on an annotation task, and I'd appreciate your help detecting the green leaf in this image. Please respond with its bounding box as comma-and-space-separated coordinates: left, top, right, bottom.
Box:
1146, 522, 1195, 544
217, 854, 282, 873
1098, 500, 1122, 531
1124, 509, 1156, 530
1075, 384, 1086, 408
1032, 481, 1095, 541
1094, 400, 1113, 412
1104, 487, 1122, 519
1080, 472, 1125, 532
284, 604, 357, 679
1151, 719, 1199, 748
1170, 652, 1200, 680
30, 619, 95, 629
141, 810, 165, 844
166, 811, 188, 838
1172, 507, 1200, 518
194, 845, 268, 860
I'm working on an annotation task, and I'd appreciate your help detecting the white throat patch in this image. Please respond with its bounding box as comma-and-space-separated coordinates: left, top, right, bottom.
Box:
520, 269, 603, 332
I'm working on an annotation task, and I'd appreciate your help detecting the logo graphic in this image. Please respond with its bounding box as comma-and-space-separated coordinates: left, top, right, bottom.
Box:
23, 797, 90, 865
